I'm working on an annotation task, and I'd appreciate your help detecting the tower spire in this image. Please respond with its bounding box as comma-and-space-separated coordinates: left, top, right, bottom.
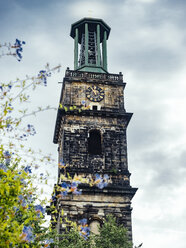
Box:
70, 17, 110, 73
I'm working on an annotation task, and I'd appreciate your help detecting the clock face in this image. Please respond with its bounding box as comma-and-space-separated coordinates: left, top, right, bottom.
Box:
86, 85, 105, 102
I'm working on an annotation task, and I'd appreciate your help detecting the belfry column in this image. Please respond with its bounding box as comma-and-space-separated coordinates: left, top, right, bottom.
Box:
102, 31, 107, 71
85, 23, 88, 65
74, 28, 78, 70
96, 24, 101, 67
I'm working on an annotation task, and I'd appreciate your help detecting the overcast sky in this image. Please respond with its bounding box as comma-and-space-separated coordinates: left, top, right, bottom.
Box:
1, 0, 186, 247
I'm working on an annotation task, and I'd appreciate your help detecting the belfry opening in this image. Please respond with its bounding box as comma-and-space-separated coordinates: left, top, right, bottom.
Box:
88, 130, 102, 155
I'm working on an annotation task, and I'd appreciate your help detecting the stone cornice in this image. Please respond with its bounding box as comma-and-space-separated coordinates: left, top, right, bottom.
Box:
53, 109, 132, 144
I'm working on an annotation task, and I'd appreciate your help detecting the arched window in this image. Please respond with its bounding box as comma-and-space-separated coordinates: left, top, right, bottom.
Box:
88, 130, 102, 155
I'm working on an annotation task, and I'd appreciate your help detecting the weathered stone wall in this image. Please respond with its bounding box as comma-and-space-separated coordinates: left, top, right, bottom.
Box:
52, 71, 137, 242
58, 115, 129, 177
61, 81, 125, 111
56, 192, 133, 239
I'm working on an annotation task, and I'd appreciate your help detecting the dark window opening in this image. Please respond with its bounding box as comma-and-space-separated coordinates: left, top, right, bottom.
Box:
93, 105, 97, 110
88, 130, 102, 155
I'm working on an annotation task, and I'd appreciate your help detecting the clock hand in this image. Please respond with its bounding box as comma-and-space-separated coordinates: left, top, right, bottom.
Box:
92, 89, 98, 95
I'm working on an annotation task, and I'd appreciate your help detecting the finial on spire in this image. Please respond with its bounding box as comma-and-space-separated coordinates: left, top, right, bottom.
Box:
88, 10, 93, 18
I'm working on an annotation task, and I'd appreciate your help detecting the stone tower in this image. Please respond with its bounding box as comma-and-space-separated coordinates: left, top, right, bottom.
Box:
52, 17, 137, 240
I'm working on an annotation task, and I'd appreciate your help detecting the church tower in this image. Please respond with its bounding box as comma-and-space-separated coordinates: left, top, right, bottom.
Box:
52, 18, 137, 240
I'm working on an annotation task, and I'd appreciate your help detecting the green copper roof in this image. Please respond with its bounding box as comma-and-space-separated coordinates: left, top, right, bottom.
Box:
70, 17, 111, 43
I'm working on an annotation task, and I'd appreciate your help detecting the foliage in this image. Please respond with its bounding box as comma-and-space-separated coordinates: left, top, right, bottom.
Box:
0, 59, 60, 176
57, 228, 92, 248
0, 149, 46, 247
0, 40, 61, 247
0, 39, 25, 61
49, 215, 132, 248
94, 215, 132, 248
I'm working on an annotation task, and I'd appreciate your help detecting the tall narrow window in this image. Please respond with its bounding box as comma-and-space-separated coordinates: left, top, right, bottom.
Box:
88, 130, 102, 155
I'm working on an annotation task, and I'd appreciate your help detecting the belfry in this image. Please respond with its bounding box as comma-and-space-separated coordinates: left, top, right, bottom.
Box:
52, 17, 137, 240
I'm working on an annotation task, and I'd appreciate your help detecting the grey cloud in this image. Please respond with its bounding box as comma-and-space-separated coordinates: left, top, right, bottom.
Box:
179, 150, 186, 167
106, 0, 186, 77
114, 47, 183, 77
132, 148, 186, 205
128, 108, 170, 150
